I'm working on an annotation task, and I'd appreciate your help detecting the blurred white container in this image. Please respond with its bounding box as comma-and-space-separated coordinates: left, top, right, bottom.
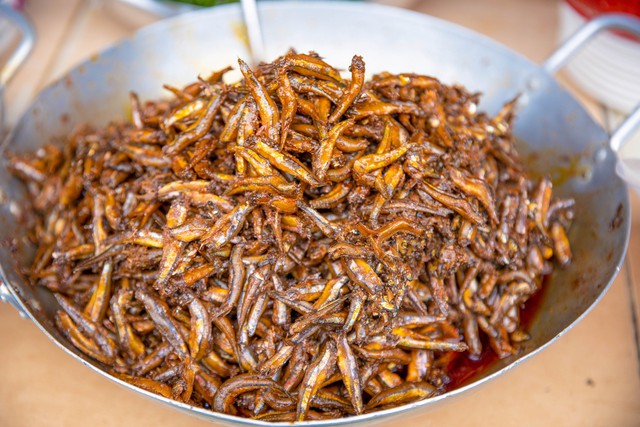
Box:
559, 1, 640, 114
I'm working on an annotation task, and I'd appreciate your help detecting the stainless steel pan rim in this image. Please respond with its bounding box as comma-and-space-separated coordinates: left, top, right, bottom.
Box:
0, 2, 638, 426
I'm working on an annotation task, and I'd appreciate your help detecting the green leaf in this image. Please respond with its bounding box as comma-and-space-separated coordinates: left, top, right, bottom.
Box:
170, 0, 238, 6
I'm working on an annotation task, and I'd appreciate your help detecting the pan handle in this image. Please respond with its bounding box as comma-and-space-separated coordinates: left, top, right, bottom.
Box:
0, 4, 33, 318
542, 13, 640, 191
613, 105, 640, 193
542, 13, 640, 74
0, 277, 28, 319
0, 3, 35, 137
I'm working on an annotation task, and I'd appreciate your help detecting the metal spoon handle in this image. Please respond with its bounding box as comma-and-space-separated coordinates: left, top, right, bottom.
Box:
240, 0, 265, 65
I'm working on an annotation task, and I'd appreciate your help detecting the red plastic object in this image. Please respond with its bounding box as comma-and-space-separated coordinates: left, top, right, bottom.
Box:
567, 0, 640, 17
567, 0, 640, 40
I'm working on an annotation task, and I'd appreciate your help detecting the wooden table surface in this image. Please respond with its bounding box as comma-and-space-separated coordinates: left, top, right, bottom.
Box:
1, 1, 639, 426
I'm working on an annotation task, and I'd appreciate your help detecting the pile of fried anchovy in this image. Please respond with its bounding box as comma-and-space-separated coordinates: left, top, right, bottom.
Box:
9, 52, 574, 421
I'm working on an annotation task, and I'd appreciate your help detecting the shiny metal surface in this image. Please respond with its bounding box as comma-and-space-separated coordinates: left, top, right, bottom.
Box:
0, 3, 34, 137
240, 0, 265, 64
0, 3, 33, 315
0, 4, 34, 88
0, 2, 634, 425
542, 13, 640, 162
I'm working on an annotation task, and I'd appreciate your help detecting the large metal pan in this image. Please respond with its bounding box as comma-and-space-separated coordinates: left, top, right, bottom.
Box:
1, 2, 639, 426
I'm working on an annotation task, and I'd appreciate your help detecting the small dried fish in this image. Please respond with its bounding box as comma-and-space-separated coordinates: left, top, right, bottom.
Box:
11, 52, 574, 422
